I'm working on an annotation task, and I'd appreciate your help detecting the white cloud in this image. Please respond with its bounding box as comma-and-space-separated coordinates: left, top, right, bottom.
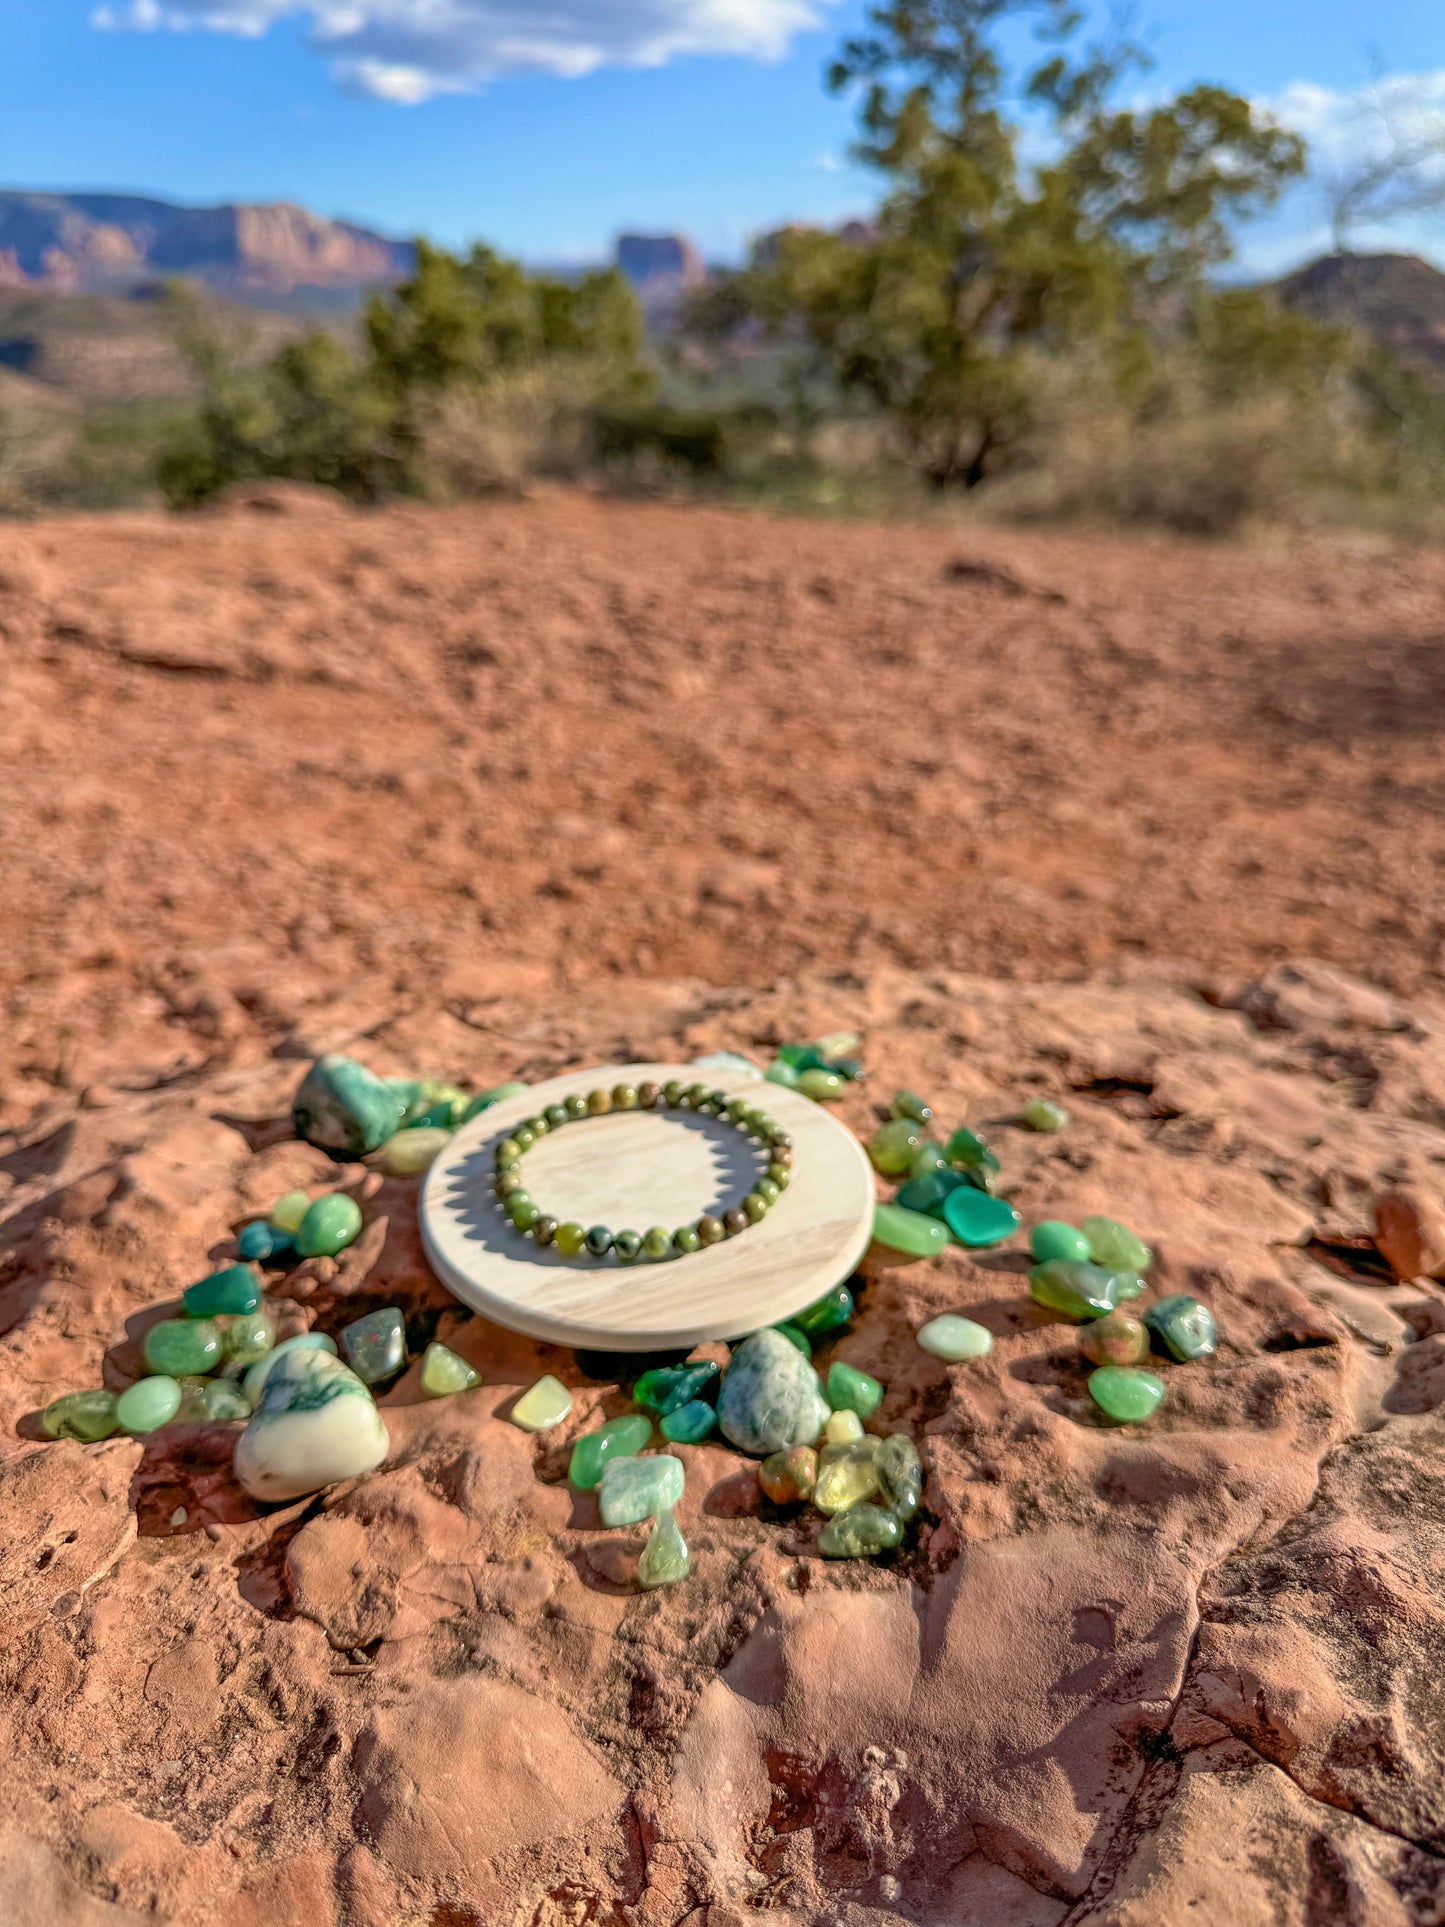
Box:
93, 0, 836, 100
1264, 70, 1445, 163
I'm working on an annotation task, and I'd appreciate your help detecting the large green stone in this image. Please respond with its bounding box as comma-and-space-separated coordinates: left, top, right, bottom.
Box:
717, 1330, 830, 1455
1029, 1220, 1092, 1264
569, 1414, 652, 1489
296, 1193, 363, 1258
819, 1502, 903, 1558
661, 1399, 717, 1443
42, 1390, 118, 1442
1082, 1215, 1153, 1274
638, 1508, 691, 1589
116, 1376, 182, 1433
1088, 1366, 1166, 1423
1144, 1294, 1218, 1361
233, 1351, 388, 1502
420, 1341, 478, 1397
143, 1318, 224, 1377
826, 1360, 883, 1418
872, 1203, 949, 1258
1029, 1261, 1138, 1321
916, 1314, 992, 1361
634, 1361, 720, 1416
183, 1264, 260, 1318
341, 1307, 407, 1385
292, 1053, 405, 1157
793, 1285, 854, 1334
894, 1168, 969, 1216
598, 1453, 685, 1526
941, 1187, 1022, 1249
869, 1118, 923, 1175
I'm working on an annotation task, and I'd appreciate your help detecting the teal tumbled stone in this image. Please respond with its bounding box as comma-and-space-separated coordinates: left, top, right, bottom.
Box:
894, 1168, 969, 1217
598, 1453, 685, 1526
638, 1508, 691, 1589
143, 1318, 224, 1377
341, 1307, 406, 1385
1029, 1261, 1136, 1322
793, 1285, 854, 1334
1088, 1366, 1166, 1423
296, 1193, 363, 1258
42, 1390, 118, 1442
875, 1433, 923, 1519
569, 1413, 652, 1489
661, 1399, 718, 1443
873, 1203, 949, 1258
116, 1376, 182, 1434
1030, 1220, 1092, 1264
1143, 1294, 1218, 1361
826, 1360, 883, 1419
183, 1263, 260, 1318
716, 1329, 830, 1456
634, 1362, 720, 1416
1082, 1216, 1153, 1274
237, 1221, 285, 1263
292, 1053, 405, 1157
941, 1187, 1022, 1249
819, 1503, 903, 1558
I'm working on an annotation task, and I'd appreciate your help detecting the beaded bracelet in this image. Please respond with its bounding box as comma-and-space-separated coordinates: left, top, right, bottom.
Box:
493, 1079, 793, 1263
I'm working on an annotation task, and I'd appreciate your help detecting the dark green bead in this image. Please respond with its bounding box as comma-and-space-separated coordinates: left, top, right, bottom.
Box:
767, 1163, 791, 1191
696, 1216, 725, 1246
612, 1083, 639, 1111
183, 1263, 260, 1318
726, 1096, 753, 1122
614, 1230, 643, 1265
771, 1130, 794, 1150
585, 1225, 614, 1256
708, 1089, 730, 1113
723, 1208, 749, 1237
635, 1361, 720, 1415
495, 1138, 523, 1166
566, 1093, 589, 1119
743, 1192, 769, 1224
642, 1226, 672, 1261
512, 1126, 537, 1151
1143, 1294, 1218, 1361
533, 1215, 559, 1247
685, 1082, 711, 1107
661, 1399, 718, 1443
794, 1284, 854, 1334
663, 1081, 685, 1105
586, 1089, 612, 1115
544, 1104, 570, 1130
673, 1225, 702, 1255
509, 1199, 541, 1232
525, 1114, 549, 1137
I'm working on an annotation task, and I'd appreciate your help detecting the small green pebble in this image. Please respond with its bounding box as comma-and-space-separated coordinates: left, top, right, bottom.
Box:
510, 1374, 573, 1431
772, 1322, 811, 1355
183, 1263, 260, 1318
642, 1226, 673, 1261
793, 1284, 855, 1334
42, 1390, 118, 1441
556, 1222, 587, 1256
270, 1190, 311, 1234
116, 1376, 182, 1434
818, 1502, 903, 1558
143, 1318, 224, 1377
891, 1089, 933, 1124
872, 1202, 950, 1258
223, 1308, 276, 1366
295, 1193, 363, 1258
569, 1413, 652, 1489
869, 1117, 923, 1175
916, 1314, 993, 1361
1030, 1220, 1092, 1264
775, 1043, 829, 1073
1078, 1310, 1151, 1367
941, 1187, 1022, 1248
176, 1376, 252, 1422
826, 1360, 883, 1418
598, 1452, 684, 1527
1087, 1365, 1166, 1423
661, 1399, 718, 1443
1023, 1097, 1070, 1133
799, 1068, 846, 1102
672, 1225, 701, 1256
420, 1342, 479, 1397
637, 1507, 691, 1589
815, 1030, 861, 1059
1082, 1215, 1153, 1274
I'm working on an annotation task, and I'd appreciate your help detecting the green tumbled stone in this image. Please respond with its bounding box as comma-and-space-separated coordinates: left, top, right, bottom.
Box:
143, 1318, 224, 1377
1143, 1294, 1218, 1362
421, 1342, 479, 1397
224, 1308, 276, 1366
1088, 1365, 1166, 1424
815, 1030, 861, 1059
916, 1314, 993, 1362
1023, 1097, 1070, 1133
599, 1453, 685, 1526
638, 1508, 691, 1589
661, 1399, 718, 1443
642, 1227, 673, 1261
891, 1089, 933, 1124
941, 1187, 1022, 1249
293, 1052, 404, 1157
176, 1375, 252, 1423
634, 1362, 720, 1416
460, 1081, 529, 1122
772, 1322, 811, 1356
813, 1439, 883, 1512
237, 1221, 288, 1264
873, 1203, 949, 1258
296, 1193, 363, 1258
944, 1126, 1001, 1177
183, 1263, 261, 1318
894, 1167, 969, 1217
764, 1060, 801, 1090
569, 1414, 652, 1489
116, 1376, 182, 1434
909, 1139, 949, 1178
1082, 1215, 1153, 1274
1030, 1220, 1092, 1264
233, 1351, 388, 1502
826, 1360, 883, 1418
371, 1126, 451, 1177
875, 1433, 923, 1519
42, 1390, 118, 1442
341, 1307, 406, 1385
510, 1374, 573, 1431
395, 1079, 468, 1130
775, 1043, 829, 1074
1078, 1310, 1151, 1367
826, 1408, 864, 1445
799, 1068, 846, 1102
242, 1332, 338, 1406
793, 1285, 855, 1334
830, 1056, 865, 1081
270, 1189, 312, 1234
1029, 1260, 1136, 1322
819, 1502, 903, 1558
869, 1117, 923, 1175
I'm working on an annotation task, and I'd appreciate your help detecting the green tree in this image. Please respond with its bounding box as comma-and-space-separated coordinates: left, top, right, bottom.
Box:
697, 0, 1306, 486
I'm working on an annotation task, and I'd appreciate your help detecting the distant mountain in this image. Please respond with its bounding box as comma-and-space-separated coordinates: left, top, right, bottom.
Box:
0, 191, 414, 305
1276, 251, 1445, 384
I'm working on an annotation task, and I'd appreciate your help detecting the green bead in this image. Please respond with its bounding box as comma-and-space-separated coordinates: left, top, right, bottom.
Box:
634, 1362, 720, 1415
598, 1452, 684, 1526
662, 1080, 686, 1105
891, 1089, 933, 1124
509, 1198, 541, 1232
1030, 1220, 1092, 1264
585, 1225, 614, 1257
512, 1126, 537, 1151
270, 1189, 311, 1234
116, 1376, 182, 1434
766, 1163, 791, 1191
224, 1308, 276, 1366
875, 1433, 923, 1519
460, 1081, 529, 1122
872, 1203, 950, 1258
292, 1052, 405, 1157
1029, 1260, 1136, 1321
1023, 1098, 1070, 1133
587, 1090, 613, 1115
296, 1193, 363, 1258
637, 1508, 691, 1589
1078, 1310, 1151, 1367
1143, 1294, 1218, 1361
556, 1222, 587, 1255
500, 1185, 531, 1211
696, 1216, 725, 1246
799, 1068, 845, 1102
944, 1127, 1001, 1176
771, 1322, 811, 1355
672, 1225, 701, 1255
42, 1390, 118, 1442
565, 1093, 589, 1119
421, 1341, 479, 1397
1082, 1216, 1153, 1274
684, 1082, 711, 1107
793, 1284, 854, 1334
612, 1083, 639, 1110
642, 1226, 673, 1261
524, 1113, 549, 1137
819, 1502, 902, 1558
764, 1060, 801, 1090
614, 1231, 644, 1265
941, 1187, 1022, 1249
183, 1263, 260, 1318
661, 1399, 718, 1443
569, 1413, 652, 1489
894, 1167, 969, 1216
1088, 1366, 1166, 1424
827, 1359, 883, 1418
743, 1192, 768, 1224
544, 1103, 570, 1130
869, 1117, 923, 1175
756, 1178, 781, 1206
495, 1136, 522, 1163
143, 1318, 224, 1377
341, 1307, 406, 1385
917, 1314, 992, 1361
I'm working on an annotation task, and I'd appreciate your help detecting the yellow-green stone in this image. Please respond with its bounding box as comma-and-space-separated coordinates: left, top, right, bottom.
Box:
1082, 1216, 1153, 1274
555, 1222, 587, 1256
143, 1318, 224, 1377
371, 1126, 451, 1177
869, 1117, 923, 1175
1023, 1098, 1070, 1132
510, 1374, 573, 1431
813, 1439, 883, 1513
270, 1189, 312, 1233
42, 1390, 118, 1442
909, 1139, 949, 1177
798, 1068, 845, 1102
420, 1341, 478, 1397
176, 1376, 252, 1422
825, 1408, 864, 1446
818, 1502, 903, 1558
638, 1508, 691, 1589
116, 1376, 182, 1434
1029, 1260, 1136, 1321
873, 1203, 949, 1258
1088, 1366, 1166, 1423
875, 1433, 922, 1519
1078, 1310, 1151, 1367
224, 1308, 276, 1366
891, 1089, 933, 1124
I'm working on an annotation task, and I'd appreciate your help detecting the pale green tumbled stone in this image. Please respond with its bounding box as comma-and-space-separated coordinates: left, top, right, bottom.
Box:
598, 1453, 685, 1527
42, 1390, 119, 1442
909, 1140, 949, 1178
509, 1374, 573, 1432
917, 1314, 993, 1361
1030, 1220, 1091, 1264
116, 1376, 182, 1434
638, 1508, 691, 1589
371, 1127, 452, 1177
872, 1203, 949, 1258
869, 1117, 922, 1175
819, 1502, 902, 1558
1088, 1366, 1166, 1424
825, 1409, 864, 1446
296, 1193, 363, 1258
234, 1350, 388, 1501
242, 1331, 338, 1406
1023, 1097, 1070, 1133
420, 1342, 479, 1397
716, 1329, 829, 1457
1082, 1216, 1153, 1274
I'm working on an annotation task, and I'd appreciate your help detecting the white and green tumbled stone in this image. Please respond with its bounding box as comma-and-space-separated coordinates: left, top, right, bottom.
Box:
242, 1331, 338, 1406
509, 1374, 573, 1431
637, 1508, 691, 1589
598, 1453, 685, 1527
233, 1350, 388, 1501
716, 1329, 830, 1457
916, 1314, 993, 1361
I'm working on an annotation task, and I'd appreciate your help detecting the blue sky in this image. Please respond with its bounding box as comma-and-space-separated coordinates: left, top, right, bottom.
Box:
0, 0, 1441, 271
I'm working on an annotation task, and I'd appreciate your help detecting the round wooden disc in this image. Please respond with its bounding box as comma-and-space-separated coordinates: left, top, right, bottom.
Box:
420, 1063, 876, 1351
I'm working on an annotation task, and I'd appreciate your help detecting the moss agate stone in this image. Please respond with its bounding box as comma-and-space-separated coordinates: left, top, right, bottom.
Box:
717, 1329, 829, 1456
793, 1285, 854, 1334
1144, 1294, 1218, 1361
941, 1187, 1021, 1248
42, 1390, 118, 1442
759, 1445, 818, 1504
638, 1508, 691, 1589
293, 1053, 405, 1157
1030, 1220, 1092, 1265
661, 1399, 717, 1443
183, 1263, 260, 1318
598, 1453, 685, 1526
569, 1414, 652, 1489
242, 1331, 338, 1406
143, 1318, 224, 1377
819, 1502, 903, 1558
916, 1314, 992, 1361
873, 1203, 949, 1258
826, 1359, 883, 1418
875, 1433, 923, 1519
420, 1342, 478, 1398
634, 1361, 720, 1416
224, 1308, 276, 1367
510, 1374, 573, 1431
341, 1307, 406, 1385
1082, 1215, 1153, 1274
234, 1350, 388, 1501
371, 1127, 451, 1177
1088, 1365, 1166, 1424
1029, 1260, 1138, 1322
296, 1193, 363, 1258
1023, 1098, 1070, 1133
1078, 1309, 1151, 1366
813, 1438, 883, 1513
